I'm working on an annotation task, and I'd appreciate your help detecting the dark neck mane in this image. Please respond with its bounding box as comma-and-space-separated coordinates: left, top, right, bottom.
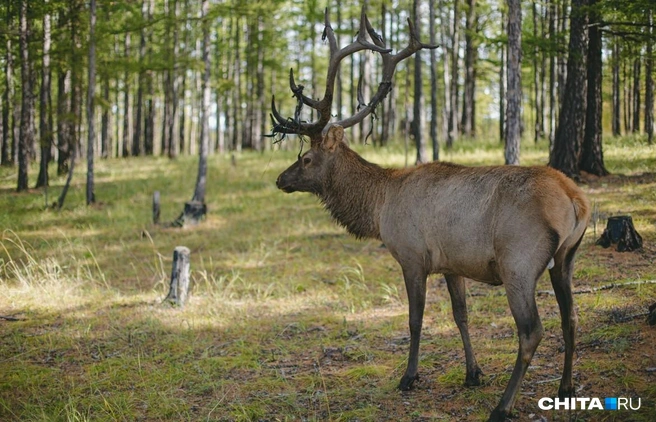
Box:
320, 147, 390, 240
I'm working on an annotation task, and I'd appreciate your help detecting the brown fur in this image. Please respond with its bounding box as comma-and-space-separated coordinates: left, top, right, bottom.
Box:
276, 125, 591, 422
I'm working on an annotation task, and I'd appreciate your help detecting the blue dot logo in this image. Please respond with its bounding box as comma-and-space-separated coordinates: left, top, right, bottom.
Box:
605, 397, 618, 410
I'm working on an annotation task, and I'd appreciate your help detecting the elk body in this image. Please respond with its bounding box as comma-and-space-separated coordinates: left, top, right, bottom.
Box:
272, 8, 590, 422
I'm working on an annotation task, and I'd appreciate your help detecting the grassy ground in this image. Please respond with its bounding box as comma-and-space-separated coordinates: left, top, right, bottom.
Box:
1, 136, 655, 421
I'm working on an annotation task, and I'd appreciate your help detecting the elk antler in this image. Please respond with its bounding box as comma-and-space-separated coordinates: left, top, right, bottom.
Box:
270, 6, 437, 144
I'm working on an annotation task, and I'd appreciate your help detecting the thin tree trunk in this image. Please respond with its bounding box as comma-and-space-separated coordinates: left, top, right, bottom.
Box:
36, 3, 52, 188
439, 0, 454, 148
532, 1, 541, 143
632, 57, 641, 133
17, 0, 31, 192
101, 76, 110, 158
548, 0, 557, 145
612, 41, 621, 137
144, 0, 155, 155
232, 17, 242, 152
499, 9, 506, 144
133, 0, 148, 157
645, 10, 654, 144
505, 0, 521, 165
2, 2, 14, 166
86, 0, 96, 204
549, 0, 588, 178
162, 0, 172, 157
579, 0, 608, 176
449, 0, 460, 141
192, 0, 210, 204
412, 0, 427, 164
56, 70, 70, 175
429, 0, 439, 160
254, 16, 265, 152
623, 56, 631, 133
461, 0, 477, 138
336, 0, 343, 121
122, 32, 131, 157
557, 0, 568, 106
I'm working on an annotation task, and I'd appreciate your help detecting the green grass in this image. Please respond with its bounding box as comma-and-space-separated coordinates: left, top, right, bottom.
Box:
1, 136, 656, 421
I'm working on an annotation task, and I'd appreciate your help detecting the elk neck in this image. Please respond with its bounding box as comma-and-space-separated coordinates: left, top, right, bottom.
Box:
320, 146, 391, 240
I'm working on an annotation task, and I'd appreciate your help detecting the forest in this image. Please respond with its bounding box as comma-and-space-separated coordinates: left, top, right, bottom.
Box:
1, 0, 656, 421
1, 0, 655, 192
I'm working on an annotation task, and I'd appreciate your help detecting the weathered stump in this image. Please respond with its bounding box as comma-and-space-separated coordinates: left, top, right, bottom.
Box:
153, 191, 161, 224
596, 216, 643, 252
164, 246, 191, 307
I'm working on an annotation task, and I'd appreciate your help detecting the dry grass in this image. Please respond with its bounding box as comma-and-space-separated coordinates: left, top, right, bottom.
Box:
1, 136, 655, 421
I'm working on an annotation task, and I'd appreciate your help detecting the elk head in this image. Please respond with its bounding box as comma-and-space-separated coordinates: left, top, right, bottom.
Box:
272, 6, 436, 194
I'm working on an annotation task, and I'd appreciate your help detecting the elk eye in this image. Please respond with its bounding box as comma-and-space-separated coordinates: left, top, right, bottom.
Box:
303, 157, 312, 166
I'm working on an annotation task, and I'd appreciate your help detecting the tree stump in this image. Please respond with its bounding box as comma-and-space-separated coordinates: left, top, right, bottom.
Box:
164, 246, 191, 307
596, 216, 643, 252
153, 191, 161, 224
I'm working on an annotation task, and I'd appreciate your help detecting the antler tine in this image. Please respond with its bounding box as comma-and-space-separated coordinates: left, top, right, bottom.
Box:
289, 69, 320, 109
334, 11, 438, 131
270, 6, 432, 141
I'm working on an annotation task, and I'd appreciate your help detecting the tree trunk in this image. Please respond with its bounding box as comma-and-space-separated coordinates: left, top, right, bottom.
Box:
232, 17, 242, 152
612, 40, 621, 137
36, 3, 52, 189
56, 70, 70, 175
645, 10, 654, 144
133, 0, 147, 157
192, 0, 210, 206
549, 0, 587, 178
86, 0, 96, 205
532, 1, 541, 143
632, 57, 640, 133
122, 32, 132, 157
505, 0, 521, 165
2, 2, 14, 166
579, 0, 608, 177
438, 0, 453, 148
548, 0, 557, 145
17, 0, 31, 192
254, 16, 265, 152
144, 0, 155, 156
101, 77, 111, 158
449, 0, 460, 142
499, 8, 505, 144
412, 0, 428, 164
557, 0, 568, 106
623, 56, 631, 133
461, 0, 477, 138
429, 0, 439, 160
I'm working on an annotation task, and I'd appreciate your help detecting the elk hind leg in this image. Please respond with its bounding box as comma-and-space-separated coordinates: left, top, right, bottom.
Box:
445, 274, 483, 386
549, 235, 583, 399
489, 277, 543, 422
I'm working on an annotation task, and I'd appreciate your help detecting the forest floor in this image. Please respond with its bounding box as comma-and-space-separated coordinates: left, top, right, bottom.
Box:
1, 136, 655, 421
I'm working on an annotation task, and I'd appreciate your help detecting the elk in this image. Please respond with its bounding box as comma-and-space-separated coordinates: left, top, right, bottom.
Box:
272, 8, 590, 422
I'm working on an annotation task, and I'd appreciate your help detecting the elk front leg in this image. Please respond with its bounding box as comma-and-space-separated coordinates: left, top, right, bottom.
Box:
445, 274, 483, 386
398, 265, 428, 391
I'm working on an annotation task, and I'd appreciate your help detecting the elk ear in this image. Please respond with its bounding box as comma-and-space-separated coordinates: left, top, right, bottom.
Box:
322, 125, 345, 151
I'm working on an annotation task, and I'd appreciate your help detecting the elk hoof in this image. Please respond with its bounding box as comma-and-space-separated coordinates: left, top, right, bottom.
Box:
465, 367, 484, 387
487, 408, 513, 422
398, 373, 418, 391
